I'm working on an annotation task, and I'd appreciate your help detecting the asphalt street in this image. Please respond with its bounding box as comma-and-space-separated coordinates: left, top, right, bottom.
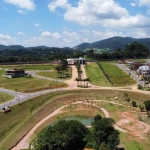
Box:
0, 88, 67, 109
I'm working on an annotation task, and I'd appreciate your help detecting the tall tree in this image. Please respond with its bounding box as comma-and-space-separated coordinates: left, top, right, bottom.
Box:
32, 120, 89, 150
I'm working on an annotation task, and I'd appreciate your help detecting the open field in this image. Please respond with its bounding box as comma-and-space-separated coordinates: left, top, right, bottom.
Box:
0, 89, 150, 150
99, 62, 136, 86
0, 70, 67, 93
0, 64, 56, 70
85, 62, 110, 86
0, 92, 14, 104
37, 67, 72, 80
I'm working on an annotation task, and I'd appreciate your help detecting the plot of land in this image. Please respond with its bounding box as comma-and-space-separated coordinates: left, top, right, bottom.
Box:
37, 67, 72, 80
99, 62, 136, 86
85, 62, 110, 86
0, 70, 67, 93
0, 64, 55, 70
0, 92, 14, 104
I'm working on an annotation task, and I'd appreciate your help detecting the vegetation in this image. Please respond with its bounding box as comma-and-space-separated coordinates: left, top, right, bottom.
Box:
0, 89, 150, 149
32, 120, 89, 150
86, 41, 149, 60
76, 37, 150, 51
144, 100, 150, 111
0, 92, 14, 104
32, 115, 119, 150
0, 70, 67, 93
98, 62, 136, 86
37, 68, 72, 80
85, 62, 109, 86
0, 64, 55, 70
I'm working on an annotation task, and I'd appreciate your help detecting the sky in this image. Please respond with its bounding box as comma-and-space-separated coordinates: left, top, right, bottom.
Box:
0, 0, 150, 48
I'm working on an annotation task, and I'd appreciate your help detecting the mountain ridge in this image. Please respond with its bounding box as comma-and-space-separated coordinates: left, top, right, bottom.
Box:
74, 36, 150, 50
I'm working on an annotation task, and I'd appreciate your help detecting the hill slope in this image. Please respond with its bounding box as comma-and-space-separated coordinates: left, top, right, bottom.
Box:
74, 37, 150, 50
0, 45, 25, 50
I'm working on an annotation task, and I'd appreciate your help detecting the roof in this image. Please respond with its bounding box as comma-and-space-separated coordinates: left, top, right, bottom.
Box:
8, 68, 24, 71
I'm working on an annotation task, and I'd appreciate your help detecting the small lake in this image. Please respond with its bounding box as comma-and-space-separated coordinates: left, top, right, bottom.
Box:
50, 116, 94, 127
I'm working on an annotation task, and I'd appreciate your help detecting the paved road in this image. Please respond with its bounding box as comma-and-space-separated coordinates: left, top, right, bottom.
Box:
0, 87, 67, 110
117, 64, 143, 86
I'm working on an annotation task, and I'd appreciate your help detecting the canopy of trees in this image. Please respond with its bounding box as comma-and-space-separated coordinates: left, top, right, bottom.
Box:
32, 120, 89, 150
87, 42, 149, 60
32, 115, 120, 150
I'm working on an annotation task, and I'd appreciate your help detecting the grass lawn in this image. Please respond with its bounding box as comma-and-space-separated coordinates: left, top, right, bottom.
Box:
0, 92, 14, 104
37, 67, 72, 80
99, 62, 136, 86
0, 70, 67, 93
85, 62, 110, 86
0, 89, 150, 150
0, 64, 56, 70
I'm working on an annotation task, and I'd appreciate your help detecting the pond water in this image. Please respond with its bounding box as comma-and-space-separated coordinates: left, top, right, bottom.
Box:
50, 116, 94, 127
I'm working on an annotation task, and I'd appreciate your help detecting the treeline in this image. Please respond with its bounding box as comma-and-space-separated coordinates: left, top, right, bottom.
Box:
87, 42, 150, 59
0, 47, 85, 63
0, 42, 149, 63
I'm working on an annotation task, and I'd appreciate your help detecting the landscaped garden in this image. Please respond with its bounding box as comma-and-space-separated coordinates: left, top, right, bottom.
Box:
0, 92, 14, 104
0, 89, 150, 150
85, 62, 110, 86
0, 70, 67, 93
98, 62, 136, 86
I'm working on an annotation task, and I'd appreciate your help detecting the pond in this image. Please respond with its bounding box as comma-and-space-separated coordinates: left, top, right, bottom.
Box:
50, 116, 94, 127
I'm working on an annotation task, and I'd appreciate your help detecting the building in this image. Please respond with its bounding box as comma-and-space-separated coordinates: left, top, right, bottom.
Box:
137, 65, 150, 77
67, 57, 85, 65
2, 68, 27, 79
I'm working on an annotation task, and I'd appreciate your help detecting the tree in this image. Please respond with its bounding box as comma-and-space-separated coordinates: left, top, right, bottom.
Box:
32, 120, 89, 150
91, 115, 120, 150
144, 100, 150, 111
132, 101, 137, 107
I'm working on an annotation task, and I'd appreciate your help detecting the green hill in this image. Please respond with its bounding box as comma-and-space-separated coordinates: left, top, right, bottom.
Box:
74, 36, 150, 51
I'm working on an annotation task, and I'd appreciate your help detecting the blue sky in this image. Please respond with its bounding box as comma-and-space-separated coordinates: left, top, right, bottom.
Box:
0, 0, 150, 47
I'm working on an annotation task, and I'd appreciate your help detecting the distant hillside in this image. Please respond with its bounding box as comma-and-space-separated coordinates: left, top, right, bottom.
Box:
0, 45, 25, 50
74, 37, 150, 50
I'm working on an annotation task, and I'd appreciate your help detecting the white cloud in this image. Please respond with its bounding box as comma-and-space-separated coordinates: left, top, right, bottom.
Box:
130, 3, 136, 7
17, 32, 25, 35
4, 0, 36, 10
138, 0, 150, 6
92, 29, 123, 39
0, 34, 17, 45
34, 23, 39, 27
41, 31, 61, 39
48, 0, 150, 29
48, 0, 70, 12
17, 10, 26, 14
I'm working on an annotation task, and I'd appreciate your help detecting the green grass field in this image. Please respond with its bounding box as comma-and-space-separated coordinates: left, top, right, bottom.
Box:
0, 89, 150, 150
37, 68, 72, 80
0, 92, 14, 104
85, 62, 110, 86
0, 70, 67, 93
99, 62, 136, 86
0, 64, 56, 70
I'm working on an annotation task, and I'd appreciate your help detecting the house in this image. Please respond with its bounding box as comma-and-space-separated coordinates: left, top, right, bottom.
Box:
67, 57, 85, 65
2, 68, 27, 79
118, 60, 126, 64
